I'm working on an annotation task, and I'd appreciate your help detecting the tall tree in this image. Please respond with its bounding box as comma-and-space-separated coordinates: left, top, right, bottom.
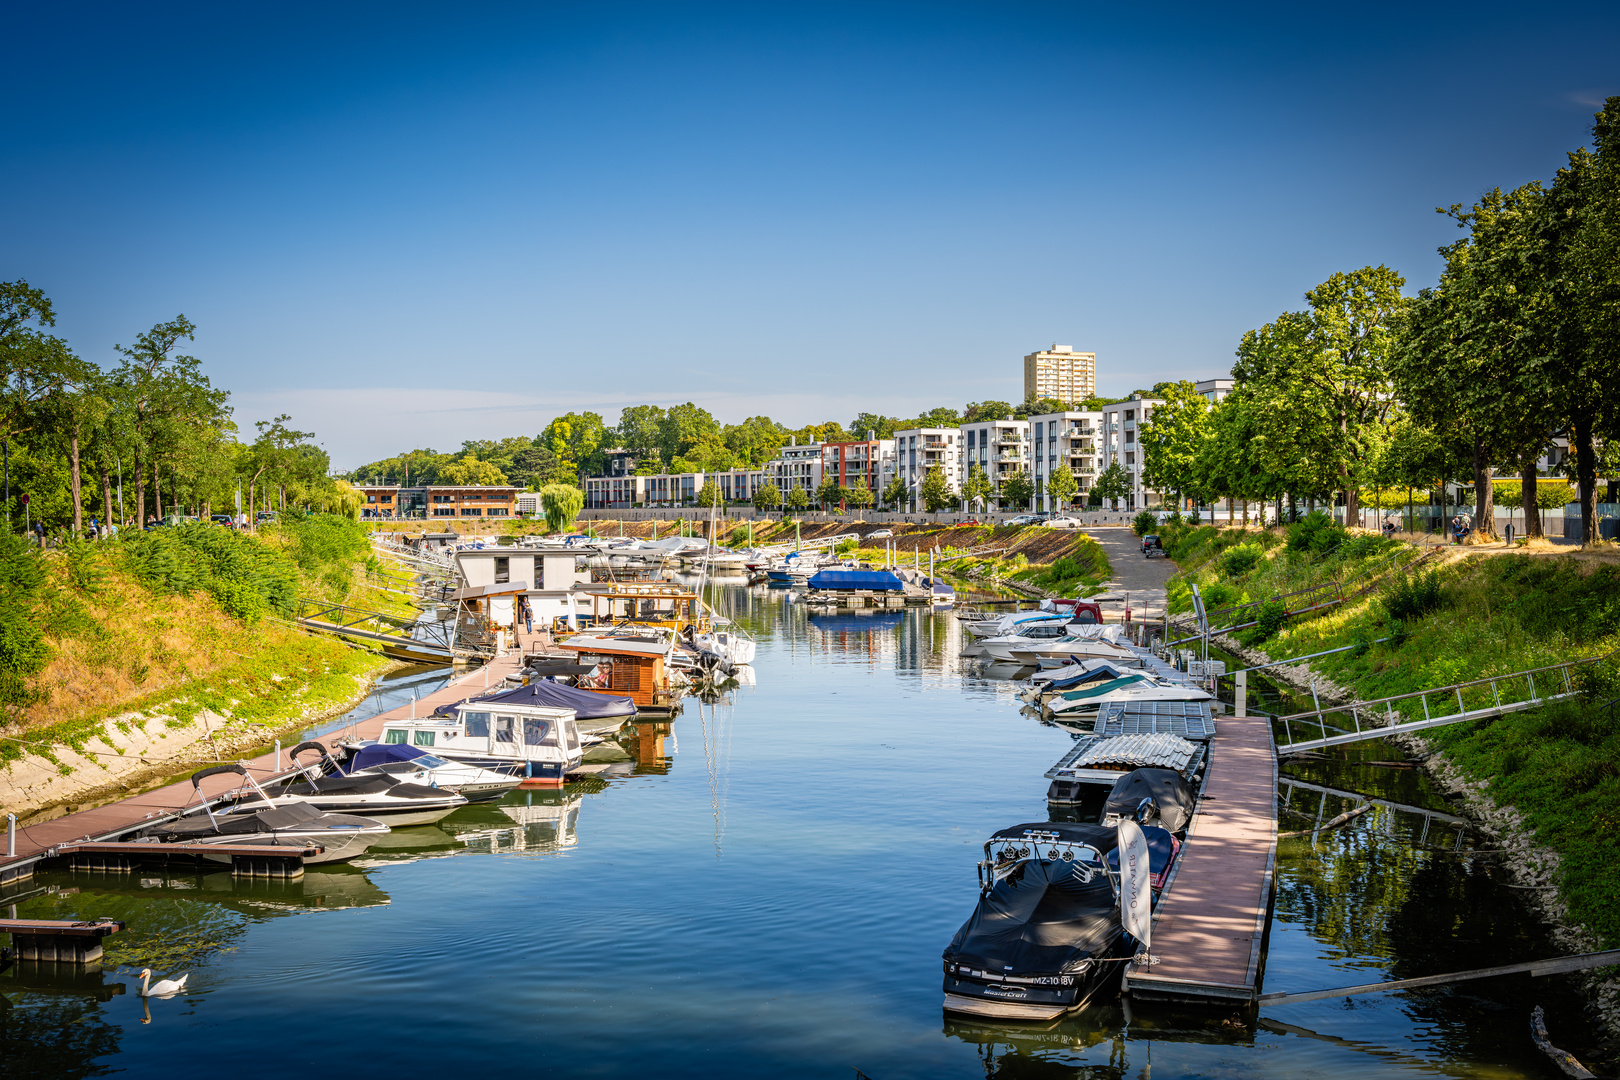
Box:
1137, 380, 1211, 507
752, 482, 781, 511
614, 405, 666, 466
1233, 267, 1408, 524
881, 473, 907, 510
920, 465, 953, 513
1094, 461, 1129, 508
960, 465, 994, 511
1045, 464, 1078, 510
848, 412, 898, 440
963, 401, 1015, 424
1001, 468, 1035, 510
111, 316, 228, 525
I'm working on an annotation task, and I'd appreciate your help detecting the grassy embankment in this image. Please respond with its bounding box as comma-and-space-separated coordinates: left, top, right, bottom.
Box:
1160, 514, 1620, 945
0, 513, 415, 778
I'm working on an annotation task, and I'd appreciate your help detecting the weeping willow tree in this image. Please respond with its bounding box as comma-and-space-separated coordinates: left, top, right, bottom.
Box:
540, 483, 583, 534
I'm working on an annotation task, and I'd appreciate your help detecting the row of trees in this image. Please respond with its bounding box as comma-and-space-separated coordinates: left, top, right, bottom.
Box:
1138, 98, 1620, 543
1, 282, 356, 533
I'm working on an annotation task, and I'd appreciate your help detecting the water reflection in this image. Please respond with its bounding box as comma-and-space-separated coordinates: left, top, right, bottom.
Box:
442, 790, 583, 854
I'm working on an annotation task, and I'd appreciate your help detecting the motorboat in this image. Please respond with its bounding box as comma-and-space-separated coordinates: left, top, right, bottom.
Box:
1097, 769, 1189, 891
1017, 659, 1132, 704
941, 822, 1130, 1020
435, 679, 637, 731
132, 764, 391, 866
333, 742, 523, 802
371, 700, 584, 785
976, 618, 1088, 661
1005, 626, 1138, 668
966, 610, 1068, 639
692, 621, 756, 666
276, 742, 469, 826
1044, 673, 1214, 719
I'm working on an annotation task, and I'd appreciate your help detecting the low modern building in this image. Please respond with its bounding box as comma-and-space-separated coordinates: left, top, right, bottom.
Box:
1029, 410, 1103, 512
357, 484, 517, 520
891, 427, 962, 511
1099, 395, 1165, 510
1195, 377, 1235, 405
582, 469, 766, 509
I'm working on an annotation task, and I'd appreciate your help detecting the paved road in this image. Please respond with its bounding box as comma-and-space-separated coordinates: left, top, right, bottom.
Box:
1086, 527, 1179, 621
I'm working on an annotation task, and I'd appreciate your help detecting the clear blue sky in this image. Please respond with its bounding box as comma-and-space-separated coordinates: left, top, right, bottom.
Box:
5, 2, 1616, 466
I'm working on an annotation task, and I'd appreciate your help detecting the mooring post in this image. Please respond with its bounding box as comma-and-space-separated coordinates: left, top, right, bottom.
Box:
6, 813, 14, 858
411, 689, 417, 719
1236, 669, 1247, 718
275, 739, 282, 770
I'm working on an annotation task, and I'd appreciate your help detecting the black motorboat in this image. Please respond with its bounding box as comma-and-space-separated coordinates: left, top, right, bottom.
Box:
942, 823, 1131, 1020
1100, 767, 1195, 832
133, 764, 391, 866
275, 743, 469, 826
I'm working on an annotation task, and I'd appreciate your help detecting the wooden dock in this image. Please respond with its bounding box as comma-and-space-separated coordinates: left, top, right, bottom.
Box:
1125, 710, 1278, 1005
0, 653, 524, 889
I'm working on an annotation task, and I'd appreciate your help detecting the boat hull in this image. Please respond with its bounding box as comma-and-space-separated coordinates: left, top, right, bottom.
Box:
941, 951, 1124, 1020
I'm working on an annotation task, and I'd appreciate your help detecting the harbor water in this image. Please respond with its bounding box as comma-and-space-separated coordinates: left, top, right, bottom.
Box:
2, 584, 1602, 1078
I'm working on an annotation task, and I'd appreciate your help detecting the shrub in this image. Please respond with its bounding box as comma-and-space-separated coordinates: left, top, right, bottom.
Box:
1201, 582, 1240, 610
1285, 511, 1348, 556
1219, 543, 1263, 577
1132, 510, 1158, 536
1384, 570, 1445, 622
1255, 599, 1288, 638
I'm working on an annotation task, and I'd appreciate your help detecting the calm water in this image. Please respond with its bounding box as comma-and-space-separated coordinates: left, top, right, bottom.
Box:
1, 585, 1601, 1078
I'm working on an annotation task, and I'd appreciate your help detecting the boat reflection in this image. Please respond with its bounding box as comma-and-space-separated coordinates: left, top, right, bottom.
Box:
442, 790, 583, 853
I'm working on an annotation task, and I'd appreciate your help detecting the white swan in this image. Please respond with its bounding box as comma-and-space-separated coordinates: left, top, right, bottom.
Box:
138, 968, 188, 997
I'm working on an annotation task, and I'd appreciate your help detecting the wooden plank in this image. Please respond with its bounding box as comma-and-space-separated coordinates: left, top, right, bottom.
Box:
1126, 711, 1277, 1003
53, 842, 322, 859
0, 653, 525, 875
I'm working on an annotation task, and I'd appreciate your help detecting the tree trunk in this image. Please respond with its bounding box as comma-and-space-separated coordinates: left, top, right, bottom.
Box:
1472, 437, 1495, 540
153, 461, 162, 522
1574, 410, 1598, 544
100, 464, 114, 530
133, 445, 146, 526
1521, 456, 1542, 540
69, 429, 82, 533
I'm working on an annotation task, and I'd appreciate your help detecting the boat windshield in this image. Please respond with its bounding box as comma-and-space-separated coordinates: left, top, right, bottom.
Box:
524, 718, 557, 747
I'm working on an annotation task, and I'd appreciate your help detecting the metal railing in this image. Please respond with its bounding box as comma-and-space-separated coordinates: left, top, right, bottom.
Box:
1274, 652, 1610, 753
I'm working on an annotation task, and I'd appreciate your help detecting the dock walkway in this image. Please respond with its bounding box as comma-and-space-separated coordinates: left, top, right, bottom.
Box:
1, 654, 523, 888
1125, 710, 1278, 1004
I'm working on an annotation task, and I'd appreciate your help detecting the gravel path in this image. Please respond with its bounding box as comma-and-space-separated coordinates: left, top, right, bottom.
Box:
1085, 526, 1180, 620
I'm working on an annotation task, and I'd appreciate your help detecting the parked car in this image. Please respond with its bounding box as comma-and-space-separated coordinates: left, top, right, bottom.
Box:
1004, 515, 1036, 526
960, 518, 983, 526
867, 528, 894, 539
210, 514, 233, 525
256, 511, 278, 522
1046, 516, 1084, 529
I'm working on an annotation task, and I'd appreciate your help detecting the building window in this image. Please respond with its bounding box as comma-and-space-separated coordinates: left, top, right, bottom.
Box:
461, 508, 483, 517
1125, 410, 1135, 421
488, 508, 510, 516
494, 557, 509, 584
1125, 431, 1135, 444
433, 495, 454, 503
433, 508, 456, 517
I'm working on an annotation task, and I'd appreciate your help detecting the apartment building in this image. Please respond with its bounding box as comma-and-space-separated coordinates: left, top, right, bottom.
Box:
961, 418, 1031, 509
891, 427, 962, 511
1023, 344, 1097, 404
764, 438, 823, 495
1029, 410, 1103, 513
821, 438, 894, 496
1099, 395, 1164, 510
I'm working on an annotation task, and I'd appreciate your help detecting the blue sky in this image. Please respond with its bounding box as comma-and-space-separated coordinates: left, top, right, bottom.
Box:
5, 2, 1616, 466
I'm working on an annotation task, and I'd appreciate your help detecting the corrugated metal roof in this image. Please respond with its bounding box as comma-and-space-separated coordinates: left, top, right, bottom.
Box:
1045, 733, 1199, 778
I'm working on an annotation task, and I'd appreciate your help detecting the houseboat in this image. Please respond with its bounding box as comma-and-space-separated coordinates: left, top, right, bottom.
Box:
553, 625, 685, 714
554, 582, 708, 636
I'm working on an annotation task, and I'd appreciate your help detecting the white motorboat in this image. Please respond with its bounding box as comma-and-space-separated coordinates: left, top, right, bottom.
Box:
276, 742, 469, 826
369, 701, 585, 786
335, 742, 523, 802
1005, 626, 1138, 667
133, 763, 391, 866
976, 618, 1089, 661
965, 611, 1069, 640
693, 622, 756, 666
1044, 672, 1214, 719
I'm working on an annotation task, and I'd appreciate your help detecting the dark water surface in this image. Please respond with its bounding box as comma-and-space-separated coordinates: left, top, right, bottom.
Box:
1, 587, 1601, 1078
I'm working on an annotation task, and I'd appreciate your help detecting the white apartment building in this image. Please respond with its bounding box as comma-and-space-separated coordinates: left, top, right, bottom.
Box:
1023, 344, 1097, 404
962, 418, 1031, 510
1030, 410, 1103, 513
1099, 395, 1165, 511
891, 427, 962, 512
583, 469, 766, 508
1195, 377, 1234, 405
764, 439, 823, 495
